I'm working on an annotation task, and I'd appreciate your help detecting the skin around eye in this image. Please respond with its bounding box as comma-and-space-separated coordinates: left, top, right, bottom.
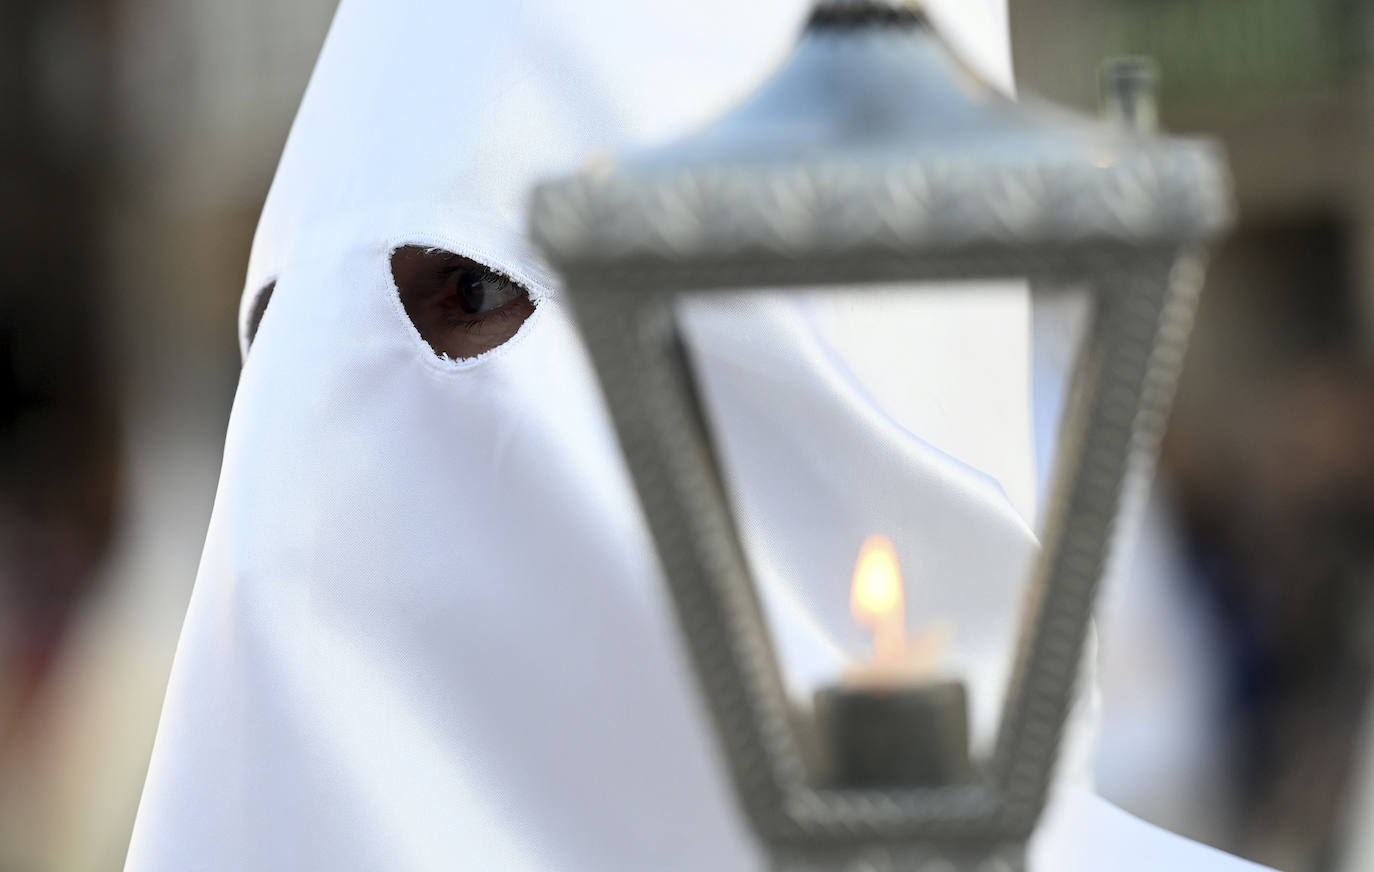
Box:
392, 245, 536, 360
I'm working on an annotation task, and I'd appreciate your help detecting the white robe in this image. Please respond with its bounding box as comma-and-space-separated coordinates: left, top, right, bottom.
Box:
126, 0, 1272, 869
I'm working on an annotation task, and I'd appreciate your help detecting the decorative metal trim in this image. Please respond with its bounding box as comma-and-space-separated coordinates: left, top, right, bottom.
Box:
990, 249, 1207, 830
530, 147, 1231, 271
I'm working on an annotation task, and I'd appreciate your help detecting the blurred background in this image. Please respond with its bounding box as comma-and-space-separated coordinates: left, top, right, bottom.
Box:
1, 0, 1373, 870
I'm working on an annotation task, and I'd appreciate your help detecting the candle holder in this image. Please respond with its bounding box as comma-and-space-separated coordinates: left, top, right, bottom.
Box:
529, 2, 1231, 869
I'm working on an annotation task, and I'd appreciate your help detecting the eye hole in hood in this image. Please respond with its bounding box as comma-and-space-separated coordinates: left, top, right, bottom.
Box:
245, 281, 276, 350
390, 246, 536, 361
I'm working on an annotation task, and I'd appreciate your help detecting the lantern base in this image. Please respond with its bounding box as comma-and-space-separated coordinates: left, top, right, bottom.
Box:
773, 841, 1024, 872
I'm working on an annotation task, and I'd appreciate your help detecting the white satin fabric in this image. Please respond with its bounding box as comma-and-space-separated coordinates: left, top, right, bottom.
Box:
127, 0, 1269, 869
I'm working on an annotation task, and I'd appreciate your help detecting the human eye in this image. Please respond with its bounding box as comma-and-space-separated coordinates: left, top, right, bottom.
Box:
442, 264, 524, 319
391, 246, 536, 360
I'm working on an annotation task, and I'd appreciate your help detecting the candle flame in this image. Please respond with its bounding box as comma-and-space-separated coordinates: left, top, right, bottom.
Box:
851, 535, 905, 664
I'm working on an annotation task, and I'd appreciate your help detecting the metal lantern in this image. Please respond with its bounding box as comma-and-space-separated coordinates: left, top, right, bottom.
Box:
528, 2, 1232, 870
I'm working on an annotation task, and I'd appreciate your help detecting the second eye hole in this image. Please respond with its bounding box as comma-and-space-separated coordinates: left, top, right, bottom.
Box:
391, 246, 536, 361
245, 281, 276, 349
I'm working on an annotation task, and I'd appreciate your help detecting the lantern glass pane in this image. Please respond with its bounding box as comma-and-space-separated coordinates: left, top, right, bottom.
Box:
674, 278, 1081, 782
1030, 281, 1096, 534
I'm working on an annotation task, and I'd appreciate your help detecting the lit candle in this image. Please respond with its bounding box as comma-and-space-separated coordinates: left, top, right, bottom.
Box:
813, 535, 972, 787
851, 535, 907, 668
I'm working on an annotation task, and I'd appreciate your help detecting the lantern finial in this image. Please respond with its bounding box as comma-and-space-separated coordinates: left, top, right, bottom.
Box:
809, 0, 929, 26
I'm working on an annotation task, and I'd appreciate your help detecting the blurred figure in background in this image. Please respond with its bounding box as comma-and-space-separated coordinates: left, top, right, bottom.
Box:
0, 0, 120, 762
1018, 3, 1374, 869
0, 0, 334, 869
1165, 226, 1374, 871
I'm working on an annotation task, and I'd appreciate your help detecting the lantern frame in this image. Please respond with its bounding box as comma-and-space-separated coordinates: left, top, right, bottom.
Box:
529, 4, 1231, 868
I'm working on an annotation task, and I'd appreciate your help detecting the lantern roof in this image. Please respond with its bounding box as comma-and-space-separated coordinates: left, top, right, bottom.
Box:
529, 1, 1232, 272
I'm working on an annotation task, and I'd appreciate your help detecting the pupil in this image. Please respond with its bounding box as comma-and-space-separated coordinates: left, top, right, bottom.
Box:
457, 271, 486, 315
